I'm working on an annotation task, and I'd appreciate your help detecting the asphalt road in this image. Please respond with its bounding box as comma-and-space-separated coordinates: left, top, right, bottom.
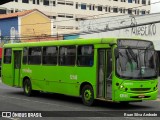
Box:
0, 78, 160, 120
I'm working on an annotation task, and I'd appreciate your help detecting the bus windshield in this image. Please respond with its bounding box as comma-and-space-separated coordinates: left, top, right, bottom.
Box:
116, 41, 158, 79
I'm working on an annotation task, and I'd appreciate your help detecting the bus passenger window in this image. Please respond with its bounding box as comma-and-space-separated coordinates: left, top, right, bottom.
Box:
77, 45, 94, 66
43, 46, 57, 65
28, 47, 42, 65
4, 48, 12, 64
59, 46, 76, 66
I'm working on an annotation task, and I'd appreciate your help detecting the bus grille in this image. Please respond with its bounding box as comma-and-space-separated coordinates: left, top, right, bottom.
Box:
130, 88, 151, 91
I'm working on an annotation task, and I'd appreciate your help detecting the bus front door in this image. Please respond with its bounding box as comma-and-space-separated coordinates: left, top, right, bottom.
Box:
13, 51, 22, 87
98, 49, 112, 100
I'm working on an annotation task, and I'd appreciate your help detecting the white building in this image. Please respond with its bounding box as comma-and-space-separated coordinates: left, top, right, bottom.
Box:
79, 12, 160, 51
0, 0, 151, 35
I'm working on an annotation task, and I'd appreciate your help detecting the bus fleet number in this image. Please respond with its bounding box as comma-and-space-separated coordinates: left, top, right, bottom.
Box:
70, 75, 77, 80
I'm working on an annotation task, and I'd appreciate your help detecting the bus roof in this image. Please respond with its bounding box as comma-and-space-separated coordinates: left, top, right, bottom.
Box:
3, 38, 149, 48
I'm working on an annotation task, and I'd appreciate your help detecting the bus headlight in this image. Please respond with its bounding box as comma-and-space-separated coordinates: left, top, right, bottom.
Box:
120, 85, 124, 89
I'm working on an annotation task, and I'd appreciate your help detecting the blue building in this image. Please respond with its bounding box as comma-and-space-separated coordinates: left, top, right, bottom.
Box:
0, 13, 20, 44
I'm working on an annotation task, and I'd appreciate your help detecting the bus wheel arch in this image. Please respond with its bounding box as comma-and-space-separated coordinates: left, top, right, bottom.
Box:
80, 82, 94, 106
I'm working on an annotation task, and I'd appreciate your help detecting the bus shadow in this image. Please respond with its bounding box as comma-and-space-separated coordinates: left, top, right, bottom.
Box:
10, 91, 154, 110
93, 100, 152, 110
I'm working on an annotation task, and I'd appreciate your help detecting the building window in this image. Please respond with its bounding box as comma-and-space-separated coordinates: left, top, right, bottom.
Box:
141, 10, 145, 14
4, 48, 12, 64
119, 8, 122, 13
28, 47, 42, 65
66, 1, 73, 6
57, 0, 65, 5
123, 8, 125, 13
148, 0, 150, 5
43, 0, 49, 6
89, 4, 92, 10
97, 6, 103, 11
142, 0, 146, 4
59, 46, 76, 66
76, 2, 78, 9
22, 0, 29, 3
65, 26, 74, 29
33, 0, 35, 4
50, 1, 56, 6
58, 13, 65, 17
15, 9, 19, 12
53, 1, 56, 6
0, 9, 7, 14
113, 8, 118, 13
108, 7, 111, 12
121, 0, 126, 2
43, 46, 58, 65
137, 9, 139, 15
77, 45, 94, 66
10, 9, 14, 13
66, 14, 73, 18
105, 6, 108, 12
15, 0, 18, 2
57, 26, 65, 29
50, 16, 56, 19
93, 4, 95, 10
53, 25, 56, 28
37, 0, 40, 4
128, 0, 132, 3
81, 4, 86, 10
128, 9, 132, 14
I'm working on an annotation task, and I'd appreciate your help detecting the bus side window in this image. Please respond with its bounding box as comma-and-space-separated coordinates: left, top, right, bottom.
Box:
77, 45, 94, 66
59, 46, 76, 66
4, 48, 12, 64
43, 46, 57, 65
28, 47, 42, 65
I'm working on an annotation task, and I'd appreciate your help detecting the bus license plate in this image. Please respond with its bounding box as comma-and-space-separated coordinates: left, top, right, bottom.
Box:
138, 95, 145, 98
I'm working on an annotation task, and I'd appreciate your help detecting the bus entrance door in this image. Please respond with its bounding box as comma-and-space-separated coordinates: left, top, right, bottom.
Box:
13, 51, 22, 87
98, 49, 112, 100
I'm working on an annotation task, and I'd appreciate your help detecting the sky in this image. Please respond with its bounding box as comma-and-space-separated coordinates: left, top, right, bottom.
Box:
151, 0, 160, 13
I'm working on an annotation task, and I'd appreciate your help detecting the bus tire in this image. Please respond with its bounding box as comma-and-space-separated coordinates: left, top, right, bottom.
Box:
23, 79, 33, 96
82, 85, 94, 106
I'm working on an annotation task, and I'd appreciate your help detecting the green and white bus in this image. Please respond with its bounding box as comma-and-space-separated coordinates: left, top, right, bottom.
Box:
1, 38, 159, 106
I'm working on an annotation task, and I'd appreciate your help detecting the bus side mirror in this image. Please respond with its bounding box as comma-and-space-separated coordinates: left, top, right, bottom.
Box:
114, 49, 119, 58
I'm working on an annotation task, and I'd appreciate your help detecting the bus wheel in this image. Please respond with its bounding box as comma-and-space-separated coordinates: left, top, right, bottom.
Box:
82, 85, 94, 106
23, 79, 32, 96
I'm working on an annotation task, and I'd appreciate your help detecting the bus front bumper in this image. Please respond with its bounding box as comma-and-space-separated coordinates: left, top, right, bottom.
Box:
114, 90, 158, 102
